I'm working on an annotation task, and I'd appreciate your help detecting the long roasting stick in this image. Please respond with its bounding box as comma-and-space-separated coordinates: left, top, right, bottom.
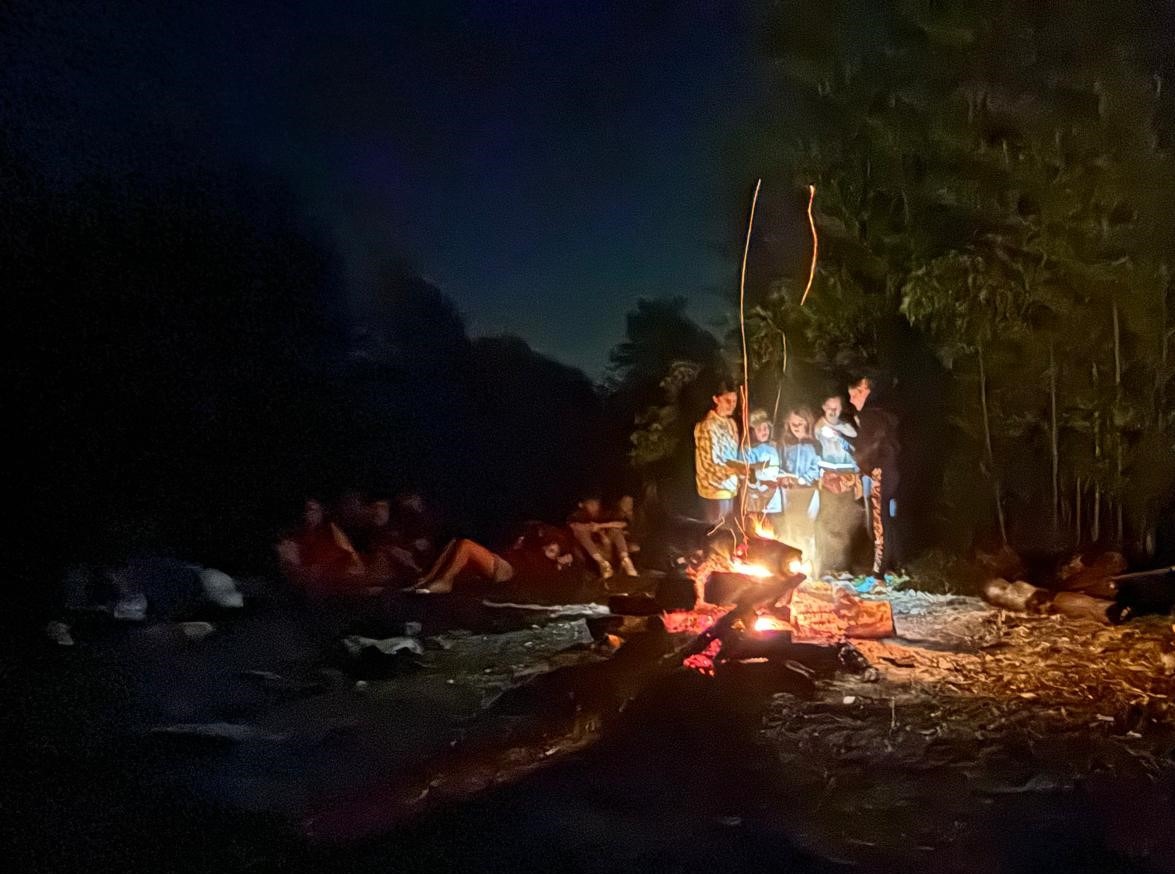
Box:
736, 179, 762, 531
799, 184, 818, 306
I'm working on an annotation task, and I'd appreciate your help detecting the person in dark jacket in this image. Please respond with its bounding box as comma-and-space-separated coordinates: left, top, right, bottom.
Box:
849, 377, 901, 574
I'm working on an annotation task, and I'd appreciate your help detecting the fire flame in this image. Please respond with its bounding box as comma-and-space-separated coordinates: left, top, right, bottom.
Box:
730, 559, 773, 578
752, 614, 790, 633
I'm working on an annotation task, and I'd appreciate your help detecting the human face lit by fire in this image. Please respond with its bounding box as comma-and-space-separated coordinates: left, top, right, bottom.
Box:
542, 542, 561, 562
848, 380, 870, 411
753, 422, 772, 444
713, 391, 738, 418
787, 414, 809, 441
822, 396, 842, 424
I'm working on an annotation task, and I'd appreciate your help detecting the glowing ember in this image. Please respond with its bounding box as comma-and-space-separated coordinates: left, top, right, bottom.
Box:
661, 608, 730, 634
752, 614, 790, 633
682, 638, 723, 675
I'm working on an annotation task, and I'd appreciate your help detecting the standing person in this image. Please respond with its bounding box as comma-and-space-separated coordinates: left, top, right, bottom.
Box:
849, 377, 901, 575
814, 394, 857, 467
813, 393, 861, 576
744, 409, 783, 528
693, 380, 744, 524
778, 407, 820, 561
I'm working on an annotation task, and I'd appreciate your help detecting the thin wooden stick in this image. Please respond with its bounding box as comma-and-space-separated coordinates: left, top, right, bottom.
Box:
800, 184, 818, 306
737, 179, 762, 531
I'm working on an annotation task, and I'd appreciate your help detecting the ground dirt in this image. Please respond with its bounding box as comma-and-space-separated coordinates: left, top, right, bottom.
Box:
4, 581, 1174, 873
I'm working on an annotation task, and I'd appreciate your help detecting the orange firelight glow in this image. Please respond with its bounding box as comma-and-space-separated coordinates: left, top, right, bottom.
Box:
730, 560, 773, 578
752, 614, 790, 633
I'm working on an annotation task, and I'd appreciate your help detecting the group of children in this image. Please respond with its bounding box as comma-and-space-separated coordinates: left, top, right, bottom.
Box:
695, 377, 900, 576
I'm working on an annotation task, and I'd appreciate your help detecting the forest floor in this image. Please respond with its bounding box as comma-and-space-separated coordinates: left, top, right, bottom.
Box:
4, 578, 1175, 873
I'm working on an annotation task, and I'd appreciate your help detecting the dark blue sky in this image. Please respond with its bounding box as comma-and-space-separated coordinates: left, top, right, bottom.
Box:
4, 0, 765, 376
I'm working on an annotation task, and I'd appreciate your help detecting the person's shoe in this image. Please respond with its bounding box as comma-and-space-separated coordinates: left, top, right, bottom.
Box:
620, 556, 638, 577
598, 560, 615, 580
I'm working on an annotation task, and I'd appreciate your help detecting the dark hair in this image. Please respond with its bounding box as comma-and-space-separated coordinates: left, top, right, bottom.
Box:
713, 377, 739, 397
850, 376, 874, 391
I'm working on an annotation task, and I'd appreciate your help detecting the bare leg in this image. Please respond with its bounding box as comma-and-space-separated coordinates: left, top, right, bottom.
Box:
417, 539, 459, 587
419, 539, 500, 593
570, 526, 611, 575
603, 529, 637, 575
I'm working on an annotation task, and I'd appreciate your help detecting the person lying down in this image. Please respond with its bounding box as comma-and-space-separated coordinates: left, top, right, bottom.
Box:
410, 523, 574, 594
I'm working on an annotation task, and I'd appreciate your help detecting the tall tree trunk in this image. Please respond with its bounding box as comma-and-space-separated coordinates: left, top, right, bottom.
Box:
1049, 340, 1059, 531
1093, 482, 1101, 544
1112, 301, 1124, 545
977, 345, 1007, 545
1075, 477, 1082, 545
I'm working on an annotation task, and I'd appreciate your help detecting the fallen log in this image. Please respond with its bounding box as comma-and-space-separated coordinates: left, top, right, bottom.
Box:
981, 578, 1053, 614
304, 572, 811, 843
1051, 590, 1113, 625
302, 626, 681, 842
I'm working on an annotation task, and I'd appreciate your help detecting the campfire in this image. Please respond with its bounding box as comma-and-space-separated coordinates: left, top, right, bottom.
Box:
664, 528, 895, 678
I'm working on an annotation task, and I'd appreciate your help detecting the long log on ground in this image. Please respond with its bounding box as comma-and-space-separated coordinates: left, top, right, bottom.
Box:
302, 626, 681, 842
304, 573, 811, 843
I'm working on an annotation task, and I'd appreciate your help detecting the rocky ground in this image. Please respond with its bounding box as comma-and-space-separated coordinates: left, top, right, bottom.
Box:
5, 579, 1174, 872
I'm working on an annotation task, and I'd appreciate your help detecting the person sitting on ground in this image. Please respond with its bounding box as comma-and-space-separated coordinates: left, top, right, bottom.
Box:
276, 498, 366, 596
412, 523, 574, 594
611, 495, 641, 555
567, 495, 638, 580
363, 499, 424, 586
744, 409, 783, 527
394, 491, 442, 571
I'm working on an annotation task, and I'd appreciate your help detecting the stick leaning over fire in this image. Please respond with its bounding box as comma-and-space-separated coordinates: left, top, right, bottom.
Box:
672, 566, 808, 663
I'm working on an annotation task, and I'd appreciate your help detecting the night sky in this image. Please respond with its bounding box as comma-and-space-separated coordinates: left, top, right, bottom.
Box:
4, 0, 765, 376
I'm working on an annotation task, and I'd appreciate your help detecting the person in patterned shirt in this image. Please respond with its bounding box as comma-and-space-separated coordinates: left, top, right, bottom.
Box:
693, 380, 745, 523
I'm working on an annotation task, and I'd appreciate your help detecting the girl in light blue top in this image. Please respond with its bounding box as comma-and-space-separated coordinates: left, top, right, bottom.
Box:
778, 407, 820, 559
745, 409, 783, 516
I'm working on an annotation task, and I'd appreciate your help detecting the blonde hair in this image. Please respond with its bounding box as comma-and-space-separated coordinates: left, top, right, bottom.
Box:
781, 406, 815, 444
748, 408, 772, 437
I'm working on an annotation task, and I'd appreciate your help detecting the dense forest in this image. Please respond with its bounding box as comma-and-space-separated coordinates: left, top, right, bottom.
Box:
7, 0, 1175, 626
630, 0, 1175, 559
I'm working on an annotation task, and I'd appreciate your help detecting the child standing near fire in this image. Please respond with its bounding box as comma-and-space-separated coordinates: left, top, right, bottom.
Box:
744, 409, 783, 530
777, 407, 820, 563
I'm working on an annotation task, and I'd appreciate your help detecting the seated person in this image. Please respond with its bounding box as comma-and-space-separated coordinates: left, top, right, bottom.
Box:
412, 522, 574, 594
363, 499, 424, 586
612, 495, 641, 555
394, 491, 442, 570
276, 498, 366, 596
567, 495, 638, 579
